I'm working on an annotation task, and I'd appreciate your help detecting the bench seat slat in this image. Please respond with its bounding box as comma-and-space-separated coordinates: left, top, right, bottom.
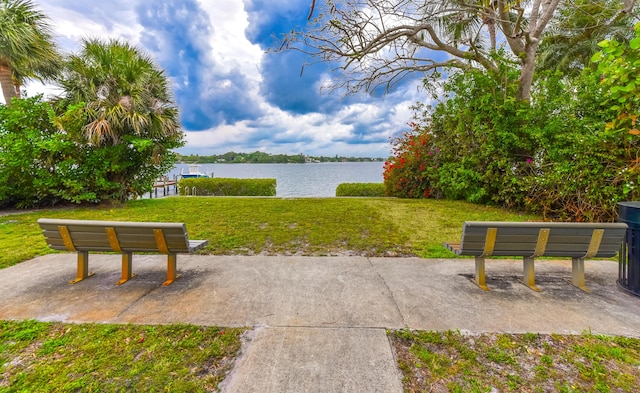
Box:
464, 234, 627, 241
44, 244, 197, 253
454, 243, 621, 257
40, 229, 192, 252
38, 218, 187, 230
452, 249, 619, 258
461, 230, 627, 239
462, 221, 628, 230
461, 231, 627, 243
41, 236, 192, 253
188, 240, 208, 252
39, 227, 189, 238
39, 226, 187, 235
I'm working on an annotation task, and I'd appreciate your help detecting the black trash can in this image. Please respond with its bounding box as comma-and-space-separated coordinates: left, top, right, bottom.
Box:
618, 202, 640, 297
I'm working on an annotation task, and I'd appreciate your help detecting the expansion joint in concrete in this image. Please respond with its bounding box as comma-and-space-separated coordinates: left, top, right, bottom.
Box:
366, 257, 407, 328
111, 286, 157, 322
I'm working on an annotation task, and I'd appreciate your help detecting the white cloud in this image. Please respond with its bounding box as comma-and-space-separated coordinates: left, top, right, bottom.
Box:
198, 1, 262, 78
15, 0, 427, 158
37, 1, 143, 51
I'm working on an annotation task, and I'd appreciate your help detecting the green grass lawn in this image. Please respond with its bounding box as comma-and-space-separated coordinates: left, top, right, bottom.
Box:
391, 329, 640, 392
0, 320, 244, 392
0, 196, 538, 269
1, 197, 638, 392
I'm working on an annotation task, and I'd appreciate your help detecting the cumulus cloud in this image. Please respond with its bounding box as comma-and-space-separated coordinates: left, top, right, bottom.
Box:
133, 1, 266, 129
179, 77, 423, 158
22, 0, 432, 157
38, 1, 142, 49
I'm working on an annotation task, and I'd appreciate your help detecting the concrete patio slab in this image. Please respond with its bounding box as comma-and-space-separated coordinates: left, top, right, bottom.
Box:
370, 257, 640, 336
112, 255, 404, 328
220, 327, 403, 393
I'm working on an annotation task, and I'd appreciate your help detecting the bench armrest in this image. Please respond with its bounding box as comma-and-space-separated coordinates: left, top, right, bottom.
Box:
188, 240, 208, 252
443, 242, 461, 254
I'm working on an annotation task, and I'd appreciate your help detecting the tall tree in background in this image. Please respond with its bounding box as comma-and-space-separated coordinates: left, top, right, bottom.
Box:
0, 0, 60, 105
56, 39, 184, 201
538, 0, 637, 75
291, 0, 637, 102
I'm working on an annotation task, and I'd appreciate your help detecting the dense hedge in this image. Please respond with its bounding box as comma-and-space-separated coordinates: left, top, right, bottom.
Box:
178, 178, 276, 196
336, 183, 386, 197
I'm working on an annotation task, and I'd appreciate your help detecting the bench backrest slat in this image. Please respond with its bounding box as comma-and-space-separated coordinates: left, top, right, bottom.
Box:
456, 221, 627, 258
38, 218, 192, 253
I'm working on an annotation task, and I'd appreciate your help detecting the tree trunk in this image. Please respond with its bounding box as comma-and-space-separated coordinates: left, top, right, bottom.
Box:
489, 23, 496, 52
517, 41, 540, 102
0, 64, 16, 106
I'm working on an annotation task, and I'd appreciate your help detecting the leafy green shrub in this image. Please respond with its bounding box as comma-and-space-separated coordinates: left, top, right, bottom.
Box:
386, 59, 527, 203
336, 183, 385, 197
591, 22, 640, 132
178, 178, 276, 196
0, 96, 180, 209
427, 61, 539, 206
518, 69, 636, 221
0, 96, 56, 208
0, 97, 99, 208
385, 49, 640, 221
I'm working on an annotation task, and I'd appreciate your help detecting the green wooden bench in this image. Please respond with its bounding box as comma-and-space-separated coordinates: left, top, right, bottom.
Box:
38, 218, 208, 286
444, 221, 628, 291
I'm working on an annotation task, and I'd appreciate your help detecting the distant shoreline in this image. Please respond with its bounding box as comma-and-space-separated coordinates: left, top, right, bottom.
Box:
176, 152, 385, 165
177, 160, 385, 164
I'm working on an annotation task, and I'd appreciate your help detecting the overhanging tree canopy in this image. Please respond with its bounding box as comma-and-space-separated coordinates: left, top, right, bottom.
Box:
290, 0, 637, 101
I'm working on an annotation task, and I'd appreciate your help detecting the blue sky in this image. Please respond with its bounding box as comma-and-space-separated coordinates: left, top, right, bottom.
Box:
21, 0, 429, 158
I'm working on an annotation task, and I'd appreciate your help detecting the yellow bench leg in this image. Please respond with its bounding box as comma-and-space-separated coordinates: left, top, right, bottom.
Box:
523, 257, 541, 291
162, 253, 179, 286
69, 251, 95, 284
474, 256, 490, 291
571, 257, 589, 292
116, 252, 136, 285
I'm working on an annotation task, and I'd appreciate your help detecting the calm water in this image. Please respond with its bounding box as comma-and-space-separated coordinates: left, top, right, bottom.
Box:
167, 162, 384, 197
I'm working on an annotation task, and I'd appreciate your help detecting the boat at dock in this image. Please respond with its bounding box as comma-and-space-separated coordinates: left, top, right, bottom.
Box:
180, 164, 211, 179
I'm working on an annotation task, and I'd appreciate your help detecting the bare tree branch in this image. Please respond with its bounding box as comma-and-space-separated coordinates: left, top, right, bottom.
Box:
308, 0, 317, 20
607, 0, 637, 24
283, 0, 634, 101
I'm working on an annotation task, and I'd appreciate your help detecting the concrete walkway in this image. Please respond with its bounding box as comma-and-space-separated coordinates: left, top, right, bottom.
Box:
1, 255, 639, 392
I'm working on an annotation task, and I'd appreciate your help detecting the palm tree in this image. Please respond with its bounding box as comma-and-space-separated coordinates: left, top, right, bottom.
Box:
537, 0, 635, 75
435, 0, 500, 53
56, 38, 184, 201
0, 0, 60, 105
58, 38, 182, 146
